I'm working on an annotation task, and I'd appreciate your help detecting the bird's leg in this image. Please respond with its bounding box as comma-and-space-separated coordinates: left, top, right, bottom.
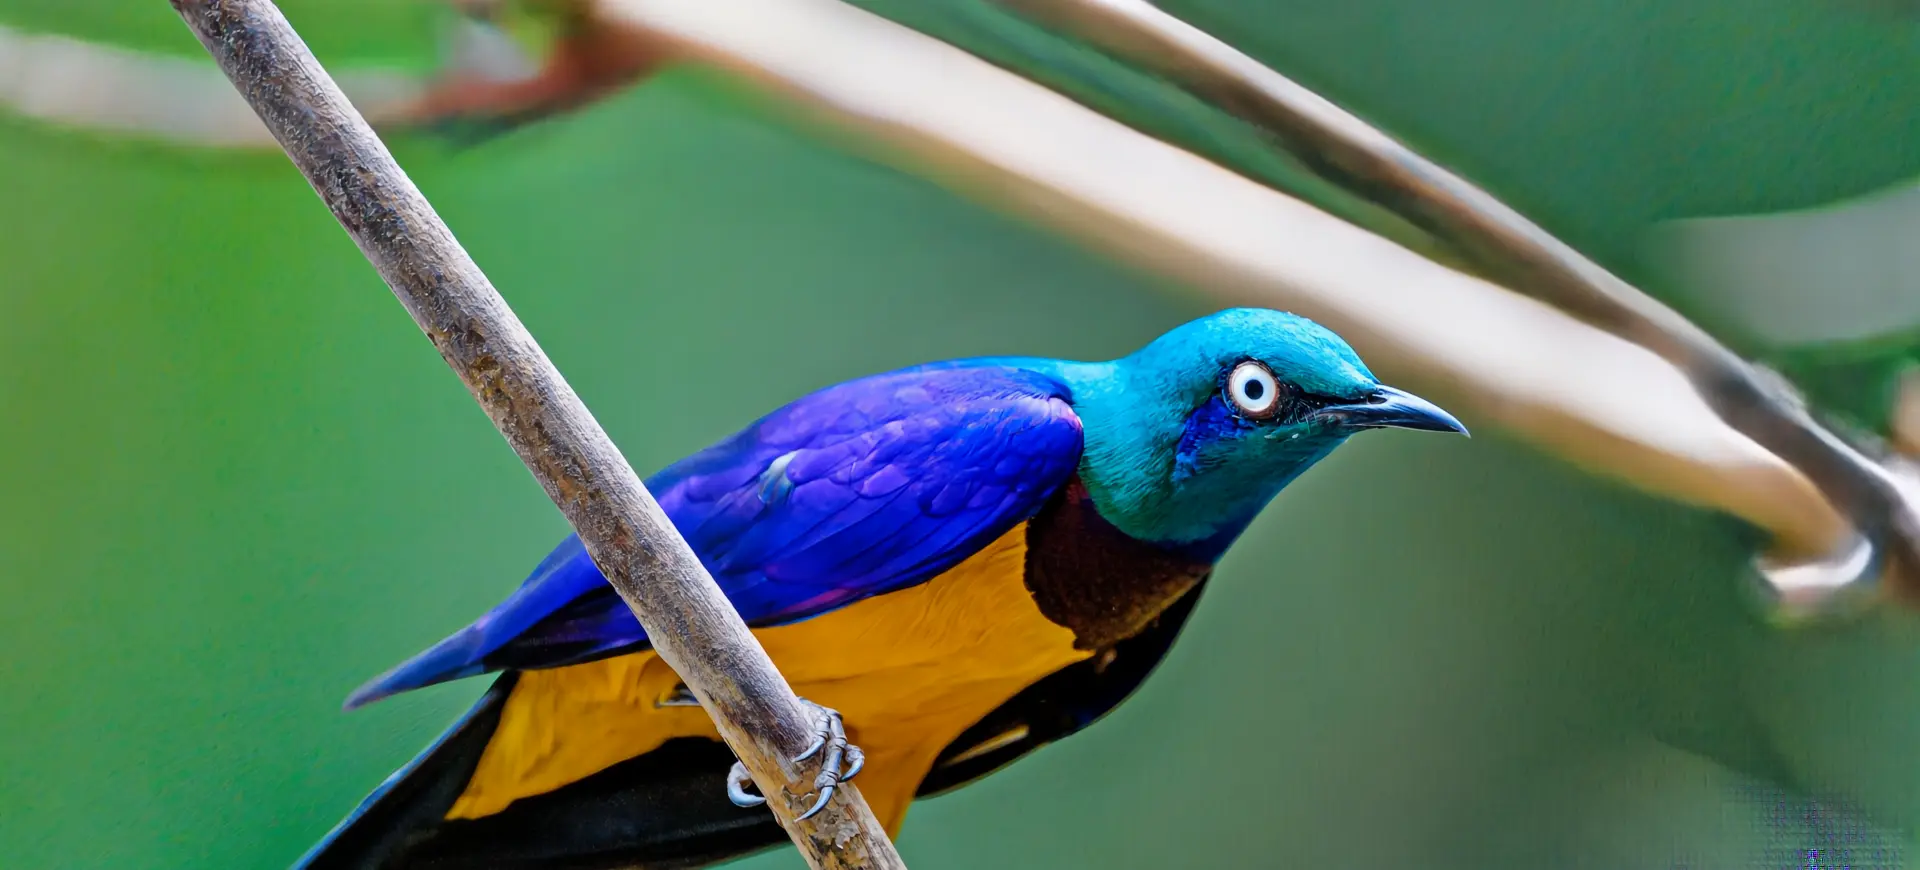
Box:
725, 698, 865, 821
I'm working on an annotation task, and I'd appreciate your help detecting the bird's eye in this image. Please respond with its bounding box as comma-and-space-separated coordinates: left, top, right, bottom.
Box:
1226, 361, 1282, 419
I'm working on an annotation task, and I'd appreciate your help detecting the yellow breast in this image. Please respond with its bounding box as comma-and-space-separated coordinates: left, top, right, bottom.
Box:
447, 521, 1091, 832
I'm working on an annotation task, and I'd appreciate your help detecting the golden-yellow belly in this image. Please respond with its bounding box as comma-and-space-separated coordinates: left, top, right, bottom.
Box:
448, 521, 1091, 833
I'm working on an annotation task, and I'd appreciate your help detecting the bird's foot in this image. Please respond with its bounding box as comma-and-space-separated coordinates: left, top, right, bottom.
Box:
726, 699, 865, 822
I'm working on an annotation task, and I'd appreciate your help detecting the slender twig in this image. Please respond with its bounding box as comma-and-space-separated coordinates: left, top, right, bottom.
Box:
594, 0, 1854, 575
165, 1, 906, 866
992, 0, 1920, 605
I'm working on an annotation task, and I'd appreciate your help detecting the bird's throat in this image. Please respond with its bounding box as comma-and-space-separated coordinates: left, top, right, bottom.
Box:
1022, 477, 1213, 651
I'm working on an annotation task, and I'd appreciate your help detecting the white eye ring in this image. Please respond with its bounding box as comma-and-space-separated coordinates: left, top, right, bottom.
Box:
1226, 361, 1281, 418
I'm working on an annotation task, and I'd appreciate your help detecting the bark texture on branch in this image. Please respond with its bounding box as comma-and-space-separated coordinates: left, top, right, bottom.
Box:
166, 1, 906, 866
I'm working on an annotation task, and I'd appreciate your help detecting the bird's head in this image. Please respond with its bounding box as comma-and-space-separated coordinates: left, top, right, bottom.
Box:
1058, 308, 1466, 557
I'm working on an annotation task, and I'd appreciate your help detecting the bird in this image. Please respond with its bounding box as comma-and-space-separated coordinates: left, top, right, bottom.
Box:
294, 307, 1467, 869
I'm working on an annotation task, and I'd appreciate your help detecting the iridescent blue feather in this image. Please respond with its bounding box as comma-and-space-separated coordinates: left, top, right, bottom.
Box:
343, 363, 1085, 709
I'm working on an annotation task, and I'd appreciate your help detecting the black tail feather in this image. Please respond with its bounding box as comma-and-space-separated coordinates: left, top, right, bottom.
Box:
294, 672, 786, 870
296, 674, 519, 870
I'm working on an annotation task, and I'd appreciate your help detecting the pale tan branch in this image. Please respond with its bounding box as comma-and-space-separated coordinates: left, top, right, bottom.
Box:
165, 1, 906, 866
595, 0, 1855, 569
986, 0, 1920, 607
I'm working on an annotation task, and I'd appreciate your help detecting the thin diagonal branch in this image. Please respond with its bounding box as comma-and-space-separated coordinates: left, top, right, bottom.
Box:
165, 1, 906, 866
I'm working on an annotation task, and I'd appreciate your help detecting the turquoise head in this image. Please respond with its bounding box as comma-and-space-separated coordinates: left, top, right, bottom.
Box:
1040, 308, 1466, 557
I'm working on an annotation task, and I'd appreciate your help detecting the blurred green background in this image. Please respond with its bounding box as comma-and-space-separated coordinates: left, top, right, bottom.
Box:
2, 0, 1918, 868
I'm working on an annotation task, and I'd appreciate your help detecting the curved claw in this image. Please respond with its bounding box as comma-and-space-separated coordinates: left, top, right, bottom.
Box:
841, 745, 865, 783
797, 702, 853, 820
726, 761, 765, 808
797, 784, 837, 822
794, 705, 836, 763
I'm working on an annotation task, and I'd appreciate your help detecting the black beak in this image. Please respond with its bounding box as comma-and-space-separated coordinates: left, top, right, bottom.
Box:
1312, 385, 1469, 436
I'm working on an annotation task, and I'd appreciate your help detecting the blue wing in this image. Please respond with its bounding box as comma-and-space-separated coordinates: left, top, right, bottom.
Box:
344, 362, 1084, 709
